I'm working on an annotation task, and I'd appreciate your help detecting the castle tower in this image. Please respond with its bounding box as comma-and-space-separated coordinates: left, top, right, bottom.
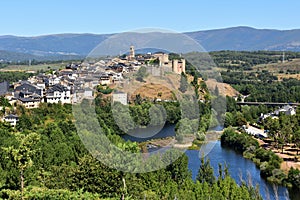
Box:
172, 59, 179, 74
181, 59, 186, 73
172, 58, 186, 74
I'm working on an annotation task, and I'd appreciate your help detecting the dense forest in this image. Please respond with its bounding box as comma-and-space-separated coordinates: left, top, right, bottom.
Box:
0, 72, 35, 84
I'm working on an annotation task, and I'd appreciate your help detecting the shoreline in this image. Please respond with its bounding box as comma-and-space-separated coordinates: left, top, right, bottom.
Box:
138, 130, 224, 152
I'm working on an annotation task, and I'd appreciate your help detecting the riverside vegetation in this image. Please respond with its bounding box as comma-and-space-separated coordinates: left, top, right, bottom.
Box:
0, 100, 263, 199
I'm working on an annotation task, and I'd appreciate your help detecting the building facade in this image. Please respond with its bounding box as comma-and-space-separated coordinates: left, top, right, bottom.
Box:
113, 92, 128, 105
46, 84, 71, 104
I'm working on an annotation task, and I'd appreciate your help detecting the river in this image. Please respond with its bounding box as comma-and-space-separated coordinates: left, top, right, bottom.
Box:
186, 141, 289, 200
122, 125, 291, 200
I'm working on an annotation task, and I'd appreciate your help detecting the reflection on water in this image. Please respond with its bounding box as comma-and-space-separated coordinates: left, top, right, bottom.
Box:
122, 124, 175, 142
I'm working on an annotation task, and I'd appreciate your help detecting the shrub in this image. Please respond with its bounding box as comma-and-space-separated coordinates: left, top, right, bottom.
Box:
196, 132, 206, 141
0, 187, 101, 200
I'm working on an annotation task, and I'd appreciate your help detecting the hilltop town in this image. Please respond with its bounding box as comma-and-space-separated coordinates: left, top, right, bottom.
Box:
0, 46, 188, 124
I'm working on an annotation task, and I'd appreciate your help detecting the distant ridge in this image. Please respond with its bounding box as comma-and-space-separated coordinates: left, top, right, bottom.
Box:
1, 26, 300, 61
186, 26, 300, 52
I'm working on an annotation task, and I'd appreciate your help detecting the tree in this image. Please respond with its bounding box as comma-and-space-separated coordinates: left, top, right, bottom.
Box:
191, 72, 199, 87
179, 72, 188, 93
136, 66, 147, 82
134, 94, 142, 105
224, 112, 235, 127
264, 117, 281, 149
287, 168, 300, 190
214, 86, 219, 96
293, 129, 300, 156
197, 156, 215, 185
97, 85, 113, 94
235, 111, 247, 126
278, 125, 292, 153
175, 118, 198, 136
164, 152, 190, 185
226, 96, 238, 112
0, 96, 11, 107
3, 132, 40, 199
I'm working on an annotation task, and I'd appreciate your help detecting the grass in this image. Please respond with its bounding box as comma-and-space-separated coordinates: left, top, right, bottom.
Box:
252, 59, 300, 80
217, 58, 300, 80
253, 59, 300, 72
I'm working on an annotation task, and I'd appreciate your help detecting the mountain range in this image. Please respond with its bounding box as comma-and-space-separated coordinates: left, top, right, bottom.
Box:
1, 26, 300, 61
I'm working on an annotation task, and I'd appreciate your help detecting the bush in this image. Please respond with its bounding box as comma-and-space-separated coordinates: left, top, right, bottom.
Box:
221, 128, 259, 153
260, 162, 275, 178
285, 168, 300, 189
243, 151, 255, 160
196, 132, 206, 141
0, 187, 101, 200
97, 85, 113, 94
252, 158, 261, 166
176, 134, 184, 143
270, 169, 286, 183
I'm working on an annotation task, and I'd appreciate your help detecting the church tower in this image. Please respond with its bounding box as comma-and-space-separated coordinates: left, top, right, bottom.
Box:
129, 45, 135, 60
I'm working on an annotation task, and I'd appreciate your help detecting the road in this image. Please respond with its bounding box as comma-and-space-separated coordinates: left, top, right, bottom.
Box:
237, 102, 299, 106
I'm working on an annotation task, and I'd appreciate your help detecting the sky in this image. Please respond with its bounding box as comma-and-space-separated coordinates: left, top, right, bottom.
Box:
2, 0, 300, 36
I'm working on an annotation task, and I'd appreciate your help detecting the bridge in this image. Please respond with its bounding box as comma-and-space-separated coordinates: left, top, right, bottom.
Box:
237, 102, 300, 106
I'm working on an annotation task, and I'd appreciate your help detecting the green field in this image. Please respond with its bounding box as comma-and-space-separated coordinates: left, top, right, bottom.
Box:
0, 63, 64, 72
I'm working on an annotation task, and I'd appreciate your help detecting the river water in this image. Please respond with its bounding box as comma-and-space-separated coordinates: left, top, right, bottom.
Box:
122, 125, 291, 200
186, 141, 289, 200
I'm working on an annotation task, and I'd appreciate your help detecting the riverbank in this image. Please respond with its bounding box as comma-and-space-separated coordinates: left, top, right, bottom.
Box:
256, 138, 300, 172
138, 130, 224, 152
221, 128, 300, 195
186, 141, 290, 200
139, 135, 195, 152
139, 136, 175, 152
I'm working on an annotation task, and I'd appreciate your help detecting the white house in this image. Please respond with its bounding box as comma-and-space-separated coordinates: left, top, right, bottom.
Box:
112, 73, 123, 82
36, 83, 46, 90
99, 75, 111, 85
46, 84, 71, 104
243, 125, 268, 138
84, 88, 93, 98
113, 92, 128, 105
260, 105, 297, 121
3, 114, 19, 126
275, 105, 296, 116
18, 98, 41, 109
49, 77, 61, 86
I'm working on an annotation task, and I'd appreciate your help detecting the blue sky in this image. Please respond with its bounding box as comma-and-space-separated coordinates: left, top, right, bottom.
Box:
2, 0, 300, 36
